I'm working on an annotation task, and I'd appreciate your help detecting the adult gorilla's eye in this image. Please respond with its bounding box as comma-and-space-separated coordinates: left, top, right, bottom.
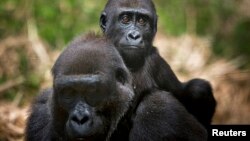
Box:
61, 89, 75, 101
121, 14, 131, 24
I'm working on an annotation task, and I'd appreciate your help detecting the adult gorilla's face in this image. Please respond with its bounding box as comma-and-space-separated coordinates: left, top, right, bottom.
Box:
51, 35, 134, 141
53, 74, 108, 140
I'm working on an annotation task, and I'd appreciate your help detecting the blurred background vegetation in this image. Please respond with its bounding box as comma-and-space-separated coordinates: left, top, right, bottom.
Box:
2, 0, 250, 58
0, 0, 250, 140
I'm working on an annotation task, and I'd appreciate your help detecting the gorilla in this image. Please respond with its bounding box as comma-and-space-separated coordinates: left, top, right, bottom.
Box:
127, 89, 208, 141
100, 0, 216, 129
25, 34, 207, 141
25, 34, 134, 141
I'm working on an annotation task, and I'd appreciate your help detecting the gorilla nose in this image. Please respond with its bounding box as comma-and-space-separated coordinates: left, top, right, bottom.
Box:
67, 109, 92, 138
71, 110, 90, 125
127, 30, 142, 41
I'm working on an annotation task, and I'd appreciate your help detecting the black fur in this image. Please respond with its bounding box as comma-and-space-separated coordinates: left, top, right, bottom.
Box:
100, 0, 216, 130
25, 34, 134, 141
130, 89, 207, 141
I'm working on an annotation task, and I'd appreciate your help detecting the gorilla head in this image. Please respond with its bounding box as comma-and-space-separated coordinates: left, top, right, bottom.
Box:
100, 0, 158, 69
25, 34, 134, 141
52, 35, 134, 140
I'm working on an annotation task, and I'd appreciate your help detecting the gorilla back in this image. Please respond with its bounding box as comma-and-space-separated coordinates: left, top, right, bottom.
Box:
25, 34, 134, 141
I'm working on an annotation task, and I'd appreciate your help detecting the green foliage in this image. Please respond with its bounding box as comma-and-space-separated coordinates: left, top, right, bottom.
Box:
24, 73, 41, 89
155, 0, 249, 66
1, 0, 249, 60
0, 0, 106, 48
155, 0, 235, 35
32, 0, 106, 48
0, 0, 25, 38
3, 89, 17, 101
233, 19, 250, 56
156, 0, 187, 35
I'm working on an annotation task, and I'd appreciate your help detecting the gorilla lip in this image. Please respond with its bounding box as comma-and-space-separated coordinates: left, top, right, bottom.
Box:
122, 45, 143, 49
67, 120, 92, 139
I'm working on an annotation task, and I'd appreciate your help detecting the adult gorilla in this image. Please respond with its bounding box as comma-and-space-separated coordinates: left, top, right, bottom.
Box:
26, 34, 207, 141
25, 34, 134, 141
100, 0, 216, 129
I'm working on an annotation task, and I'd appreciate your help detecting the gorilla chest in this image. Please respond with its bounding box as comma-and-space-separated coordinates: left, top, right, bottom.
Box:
132, 68, 157, 95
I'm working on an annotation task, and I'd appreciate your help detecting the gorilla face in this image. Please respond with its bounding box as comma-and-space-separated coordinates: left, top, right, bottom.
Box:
100, 0, 158, 69
53, 74, 111, 140
25, 34, 134, 141
51, 35, 134, 140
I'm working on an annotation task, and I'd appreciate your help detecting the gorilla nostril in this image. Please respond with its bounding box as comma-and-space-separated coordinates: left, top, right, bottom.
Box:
128, 31, 141, 40
72, 114, 89, 125
129, 34, 138, 39
80, 116, 89, 124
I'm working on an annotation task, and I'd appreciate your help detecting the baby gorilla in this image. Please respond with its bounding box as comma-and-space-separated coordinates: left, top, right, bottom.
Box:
25, 34, 134, 141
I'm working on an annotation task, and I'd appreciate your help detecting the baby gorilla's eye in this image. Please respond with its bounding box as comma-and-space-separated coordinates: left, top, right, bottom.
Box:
138, 17, 147, 25
121, 14, 131, 24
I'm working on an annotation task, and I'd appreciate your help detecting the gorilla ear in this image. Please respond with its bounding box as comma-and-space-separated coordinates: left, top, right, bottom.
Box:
153, 15, 158, 35
100, 12, 107, 32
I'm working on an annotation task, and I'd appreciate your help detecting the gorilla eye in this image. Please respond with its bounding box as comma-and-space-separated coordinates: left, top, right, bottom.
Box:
61, 89, 75, 100
138, 17, 146, 25
121, 15, 131, 24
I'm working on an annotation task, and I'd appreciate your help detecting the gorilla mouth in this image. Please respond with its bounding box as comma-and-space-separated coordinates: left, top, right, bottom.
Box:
121, 45, 144, 49
125, 45, 140, 49
66, 120, 93, 140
